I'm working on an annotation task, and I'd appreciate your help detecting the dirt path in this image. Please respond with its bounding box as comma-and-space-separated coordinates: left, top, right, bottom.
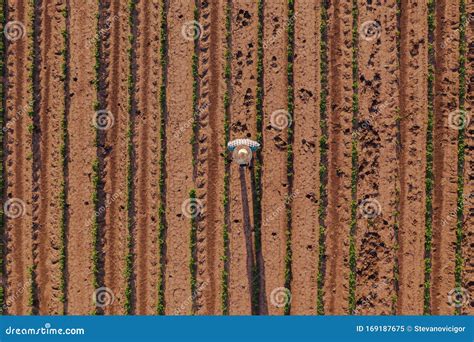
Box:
259, 0, 288, 316
101, 0, 130, 315
397, 0, 428, 315
163, 0, 194, 315
290, 0, 320, 315
355, 0, 398, 315
194, 0, 226, 315
228, 0, 258, 315
462, 2, 473, 315
323, 0, 353, 315
430, 0, 460, 315
34, 0, 67, 315
65, 0, 98, 314
4, 0, 33, 315
132, 0, 161, 316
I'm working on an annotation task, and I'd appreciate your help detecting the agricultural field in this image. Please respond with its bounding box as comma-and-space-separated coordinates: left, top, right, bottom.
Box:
0, 0, 471, 316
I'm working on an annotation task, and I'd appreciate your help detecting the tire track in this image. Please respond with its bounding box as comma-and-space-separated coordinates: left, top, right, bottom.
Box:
323, 0, 353, 315
35, 0, 67, 315
397, 0, 428, 314
163, 0, 194, 315
355, 0, 399, 315
430, 0, 460, 314
132, 0, 160, 316
290, 0, 320, 315
228, 0, 257, 315
101, 0, 130, 315
4, 0, 34, 315
65, 0, 97, 314
195, 0, 226, 315
259, 0, 288, 316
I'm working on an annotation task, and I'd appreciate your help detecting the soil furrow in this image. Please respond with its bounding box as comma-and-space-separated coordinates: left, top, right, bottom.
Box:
163, 0, 194, 315
35, 0, 66, 315
65, 0, 98, 314
4, 0, 34, 315
101, 0, 130, 315
430, 0, 460, 314
289, 0, 320, 315
132, 0, 160, 316
259, 0, 288, 316
397, 0, 428, 314
355, 0, 399, 315
194, 0, 226, 315
323, 0, 353, 315
228, 0, 257, 315
461, 0, 473, 315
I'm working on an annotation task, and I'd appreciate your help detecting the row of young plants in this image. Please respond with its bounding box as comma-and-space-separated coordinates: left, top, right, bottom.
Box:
124, 0, 138, 314
317, 0, 330, 315
348, 0, 359, 314
91, 0, 103, 315
251, 0, 264, 314
27, 0, 39, 314
424, 0, 436, 315
156, 0, 169, 315
58, 3, 70, 312
188, 0, 201, 314
220, 0, 232, 315
284, 0, 295, 315
455, 0, 467, 315
0, 0, 6, 314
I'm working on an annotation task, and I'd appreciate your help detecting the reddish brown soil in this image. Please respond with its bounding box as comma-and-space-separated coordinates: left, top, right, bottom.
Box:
260, 0, 288, 316
194, 0, 226, 315
4, 0, 33, 315
397, 0, 428, 315
430, 0, 460, 315
132, 0, 161, 315
65, 0, 97, 314
323, 0, 353, 315
462, 2, 473, 315
355, 0, 398, 315
35, 0, 67, 315
290, 0, 320, 315
163, 0, 194, 315
228, 0, 257, 315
